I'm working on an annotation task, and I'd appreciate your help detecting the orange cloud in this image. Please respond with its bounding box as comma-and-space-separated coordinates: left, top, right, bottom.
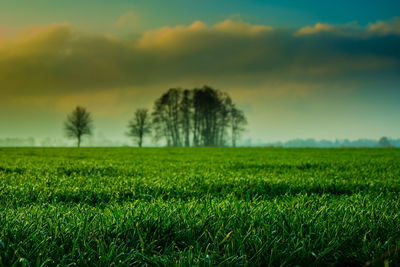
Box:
137, 21, 207, 50
213, 19, 273, 35
295, 23, 336, 36
0, 23, 72, 54
137, 19, 272, 50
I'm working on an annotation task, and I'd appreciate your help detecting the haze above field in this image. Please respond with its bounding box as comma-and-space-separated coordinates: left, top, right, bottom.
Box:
1, 0, 399, 144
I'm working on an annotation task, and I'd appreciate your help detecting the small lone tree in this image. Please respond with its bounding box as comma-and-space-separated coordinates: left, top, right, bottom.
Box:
64, 106, 93, 147
127, 108, 151, 147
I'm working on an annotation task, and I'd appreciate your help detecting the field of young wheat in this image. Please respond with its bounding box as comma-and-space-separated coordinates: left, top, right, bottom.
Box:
0, 148, 399, 266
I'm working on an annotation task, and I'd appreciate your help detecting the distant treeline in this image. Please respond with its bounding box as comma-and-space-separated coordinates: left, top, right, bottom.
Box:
260, 137, 400, 148
0, 137, 124, 147
1, 137, 399, 148
0, 137, 36, 147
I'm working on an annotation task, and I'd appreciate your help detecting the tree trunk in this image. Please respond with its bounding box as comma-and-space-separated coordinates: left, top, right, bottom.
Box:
138, 136, 143, 148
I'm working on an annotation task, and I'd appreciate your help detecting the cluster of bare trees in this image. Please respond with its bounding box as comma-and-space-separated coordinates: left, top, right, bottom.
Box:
64, 86, 247, 147
151, 86, 246, 147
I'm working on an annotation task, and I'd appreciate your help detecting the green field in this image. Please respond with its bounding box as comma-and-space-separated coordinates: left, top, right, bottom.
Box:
0, 148, 399, 266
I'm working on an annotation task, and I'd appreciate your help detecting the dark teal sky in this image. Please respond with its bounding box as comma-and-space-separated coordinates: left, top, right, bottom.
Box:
2, 0, 399, 32
0, 1, 399, 145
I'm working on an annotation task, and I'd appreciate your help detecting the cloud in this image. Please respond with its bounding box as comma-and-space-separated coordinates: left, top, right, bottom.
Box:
368, 17, 400, 35
0, 23, 136, 95
0, 18, 399, 102
136, 21, 208, 50
295, 23, 336, 36
137, 19, 273, 49
296, 18, 400, 37
213, 19, 273, 35
294, 22, 363, 37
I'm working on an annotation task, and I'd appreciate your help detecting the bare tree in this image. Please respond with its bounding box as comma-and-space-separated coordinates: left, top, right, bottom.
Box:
181, 89, 192, 147
152, 88, 182, 146
192, 86, 224, 146
230, 105, 247, 147
64, 106, 93, 147
128, 108, 151, 147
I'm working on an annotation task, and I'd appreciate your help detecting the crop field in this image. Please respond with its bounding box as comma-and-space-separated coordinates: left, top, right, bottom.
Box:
0, 148, 399, 266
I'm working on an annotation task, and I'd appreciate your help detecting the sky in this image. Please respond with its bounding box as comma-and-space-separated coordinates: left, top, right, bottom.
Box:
0, 0, 399, 145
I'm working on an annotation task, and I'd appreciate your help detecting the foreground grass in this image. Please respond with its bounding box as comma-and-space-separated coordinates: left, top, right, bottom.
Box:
0, 148, 399, 266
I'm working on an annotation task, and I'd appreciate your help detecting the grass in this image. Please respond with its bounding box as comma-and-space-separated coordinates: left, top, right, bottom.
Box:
0, 147, 399, 266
